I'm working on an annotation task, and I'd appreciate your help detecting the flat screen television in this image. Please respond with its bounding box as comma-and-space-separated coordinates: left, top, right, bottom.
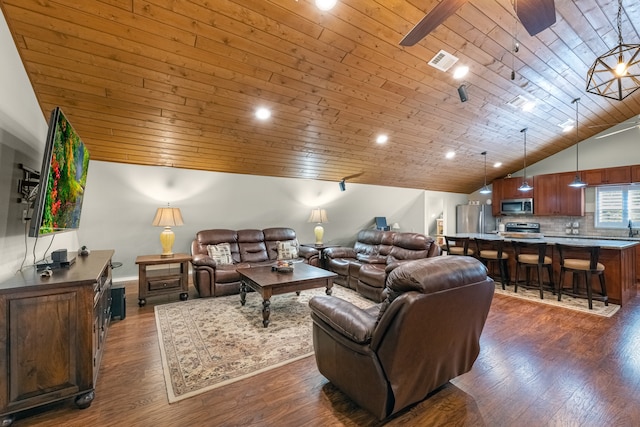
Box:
28, 107, 90, 237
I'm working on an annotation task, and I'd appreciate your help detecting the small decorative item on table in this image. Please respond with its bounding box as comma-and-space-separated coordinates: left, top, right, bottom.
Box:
273, 260, 294, 273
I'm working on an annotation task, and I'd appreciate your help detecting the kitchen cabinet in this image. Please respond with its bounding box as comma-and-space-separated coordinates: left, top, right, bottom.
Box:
533, 172, 584, 216
632, 165, 640, 183
0, 250, 114, 426
583, 166, 631, 186
491, 177, 532, 215
491, 179, 502, 216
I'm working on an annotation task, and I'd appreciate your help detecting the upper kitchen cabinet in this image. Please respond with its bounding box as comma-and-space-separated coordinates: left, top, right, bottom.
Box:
583, 166, 632, 186
632, 165, 640, 183
533, 172, 584, 216
491, 177, 526, 216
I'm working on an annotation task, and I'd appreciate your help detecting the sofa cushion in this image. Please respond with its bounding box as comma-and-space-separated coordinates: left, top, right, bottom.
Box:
277, 240, 299, 260
207, 243, 233, 265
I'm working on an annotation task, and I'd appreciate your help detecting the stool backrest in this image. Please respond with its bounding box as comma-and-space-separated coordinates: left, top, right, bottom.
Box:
474, 238, 507, 258
512, 240, 548, 264
556, 244, 601, 270
444, 236, 471, 255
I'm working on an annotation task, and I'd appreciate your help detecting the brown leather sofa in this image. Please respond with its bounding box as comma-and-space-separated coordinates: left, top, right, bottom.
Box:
190, 227, 319, 297
323, 229, 440, 301
309, 256, 494, 420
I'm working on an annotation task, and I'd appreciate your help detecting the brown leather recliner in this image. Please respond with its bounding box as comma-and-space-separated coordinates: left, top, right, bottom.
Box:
357, 232, 441, 301
309, 256, 494, 420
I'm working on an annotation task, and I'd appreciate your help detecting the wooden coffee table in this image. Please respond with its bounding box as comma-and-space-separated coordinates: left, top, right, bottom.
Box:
237, 263, 337, 327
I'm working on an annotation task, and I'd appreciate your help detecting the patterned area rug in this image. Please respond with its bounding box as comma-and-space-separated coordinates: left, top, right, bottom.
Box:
155, 286, 375, 403
494, 283, 620, 317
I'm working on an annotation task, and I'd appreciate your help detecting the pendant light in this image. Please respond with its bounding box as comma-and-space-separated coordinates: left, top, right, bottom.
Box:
586, 0, 640, 100
479, 151, 492, 194
568, 98, 587, 188
518, 128, 533, 192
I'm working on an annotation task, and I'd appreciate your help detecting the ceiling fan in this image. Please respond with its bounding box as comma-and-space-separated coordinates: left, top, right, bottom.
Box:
593, 116, 640, 139
399, 0, 556, 46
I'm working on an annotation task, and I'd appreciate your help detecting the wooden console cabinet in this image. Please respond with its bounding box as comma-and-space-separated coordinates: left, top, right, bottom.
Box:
0, 250, 114, 426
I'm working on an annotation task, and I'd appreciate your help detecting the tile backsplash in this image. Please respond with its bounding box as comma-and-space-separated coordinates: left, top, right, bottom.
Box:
500, 213, 634, 239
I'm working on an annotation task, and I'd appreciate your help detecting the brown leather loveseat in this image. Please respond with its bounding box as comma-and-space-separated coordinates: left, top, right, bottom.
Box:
323, 229, 440, 301
309, 256, 494, 420
191, 227, 319, 297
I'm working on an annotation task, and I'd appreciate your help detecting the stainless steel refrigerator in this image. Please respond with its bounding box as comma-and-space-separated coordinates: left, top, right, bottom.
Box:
456, 204, 495, 234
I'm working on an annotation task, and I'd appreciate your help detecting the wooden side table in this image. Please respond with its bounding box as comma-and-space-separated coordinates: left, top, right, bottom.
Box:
135, 253, 191, 306
300, 243, 340, 269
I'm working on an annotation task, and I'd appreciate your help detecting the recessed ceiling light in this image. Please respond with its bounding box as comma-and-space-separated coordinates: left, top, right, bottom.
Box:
522, 101, 536, 112
255, 107, 271, 120
493, 162, 502, 168
453, 65, 469, 79
315, 0, 337, 11
558, 119, 574, 133
376, 134, 388, 144
445, 151, 455, 159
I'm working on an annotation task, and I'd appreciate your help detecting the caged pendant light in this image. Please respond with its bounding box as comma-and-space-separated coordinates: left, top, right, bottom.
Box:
479, 151, 492, 194
586, 0, 640, 101
568, 98, 587, 188
518, 128, 533, 192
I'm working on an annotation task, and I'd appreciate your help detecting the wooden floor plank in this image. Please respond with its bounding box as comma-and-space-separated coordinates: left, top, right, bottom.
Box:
11, 280, 640, 426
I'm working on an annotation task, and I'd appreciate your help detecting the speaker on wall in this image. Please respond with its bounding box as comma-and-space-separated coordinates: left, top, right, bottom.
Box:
458, 84, 468, 102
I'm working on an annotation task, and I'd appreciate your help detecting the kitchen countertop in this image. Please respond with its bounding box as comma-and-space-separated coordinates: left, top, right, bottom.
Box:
453, 233, 640, 250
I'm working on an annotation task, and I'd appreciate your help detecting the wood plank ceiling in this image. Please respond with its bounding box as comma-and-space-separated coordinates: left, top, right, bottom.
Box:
2, 0, 640, 193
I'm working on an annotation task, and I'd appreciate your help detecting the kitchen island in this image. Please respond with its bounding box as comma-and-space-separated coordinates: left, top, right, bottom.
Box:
450, 233, 638, 306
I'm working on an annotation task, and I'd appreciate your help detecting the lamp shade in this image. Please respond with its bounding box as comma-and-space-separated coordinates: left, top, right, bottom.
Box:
152, 207, 184, 257
152, 207, 184, 227
308, 208, 328, 224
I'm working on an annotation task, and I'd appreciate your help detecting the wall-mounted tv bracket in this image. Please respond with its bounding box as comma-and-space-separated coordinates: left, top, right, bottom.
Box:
17, 163, 40, 204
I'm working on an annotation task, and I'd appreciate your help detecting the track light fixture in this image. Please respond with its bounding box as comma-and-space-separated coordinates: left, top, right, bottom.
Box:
518, 128, 533, 192
458, 84, 468, 102
479, 151, 492, 194
339, 179, 346, 192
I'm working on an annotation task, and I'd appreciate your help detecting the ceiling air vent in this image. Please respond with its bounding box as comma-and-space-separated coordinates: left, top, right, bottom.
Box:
428, 50, 459, 72
507, 95, 529, 109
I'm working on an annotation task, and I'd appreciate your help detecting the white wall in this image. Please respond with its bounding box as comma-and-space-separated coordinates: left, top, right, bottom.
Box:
77, 161, 464, 280
0, 9, 78, 280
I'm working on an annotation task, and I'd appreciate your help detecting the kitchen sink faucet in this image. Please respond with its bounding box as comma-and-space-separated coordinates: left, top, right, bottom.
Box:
629, 220, 639, 238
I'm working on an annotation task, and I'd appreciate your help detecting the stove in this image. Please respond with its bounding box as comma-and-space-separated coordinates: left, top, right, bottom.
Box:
500, 222, 543, 238
505, 222, 541, 233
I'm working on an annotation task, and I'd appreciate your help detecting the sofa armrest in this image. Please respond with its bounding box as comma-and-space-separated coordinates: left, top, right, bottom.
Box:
309, 296, 377, 344
298, 245, 319, 260
323, 247, 356, 259
191, 253, 217, 268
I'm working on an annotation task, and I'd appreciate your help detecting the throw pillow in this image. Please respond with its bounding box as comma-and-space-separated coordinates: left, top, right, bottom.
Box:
207, 243, 233, 265
276, 240, 299, 260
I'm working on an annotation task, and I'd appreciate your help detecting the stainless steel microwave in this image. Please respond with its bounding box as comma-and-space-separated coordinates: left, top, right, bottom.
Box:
500, 198, 533, 215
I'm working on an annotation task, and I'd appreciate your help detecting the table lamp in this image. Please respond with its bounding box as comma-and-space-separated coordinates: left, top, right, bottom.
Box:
308, 208, 328, 245
152, 206, 184, 257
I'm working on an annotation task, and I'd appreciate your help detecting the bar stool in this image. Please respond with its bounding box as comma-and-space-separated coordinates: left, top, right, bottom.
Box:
556, 244, 607, 310
443, 236, 474, 256
475, 238, 509, 289
512, 240, 554, 299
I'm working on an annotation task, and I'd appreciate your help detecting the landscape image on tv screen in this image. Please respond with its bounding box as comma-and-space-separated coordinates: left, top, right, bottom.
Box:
31, 108, 90, 236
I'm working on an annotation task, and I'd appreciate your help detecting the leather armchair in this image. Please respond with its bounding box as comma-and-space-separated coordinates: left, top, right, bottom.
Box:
309, 256, 494, 420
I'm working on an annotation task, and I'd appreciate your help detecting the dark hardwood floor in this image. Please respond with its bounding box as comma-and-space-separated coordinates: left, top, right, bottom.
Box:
12, 280, 640, 426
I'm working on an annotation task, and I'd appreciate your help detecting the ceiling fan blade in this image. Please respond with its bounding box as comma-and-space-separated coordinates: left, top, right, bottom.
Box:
400, 0, 469, 46
595, 125, 639, 139
514, 0, 556, 36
